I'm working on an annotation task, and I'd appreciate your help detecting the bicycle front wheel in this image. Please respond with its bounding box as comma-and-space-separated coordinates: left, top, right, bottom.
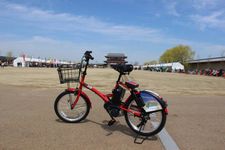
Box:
124, 98, 166, 136
54, 91, 90, 123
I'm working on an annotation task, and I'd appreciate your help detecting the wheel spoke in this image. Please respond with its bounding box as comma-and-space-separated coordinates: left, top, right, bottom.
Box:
55, 92, 89, 122
126, 99, 165, 135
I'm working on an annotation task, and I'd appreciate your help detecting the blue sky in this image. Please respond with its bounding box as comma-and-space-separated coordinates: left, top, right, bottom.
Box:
0, 0, 225, 64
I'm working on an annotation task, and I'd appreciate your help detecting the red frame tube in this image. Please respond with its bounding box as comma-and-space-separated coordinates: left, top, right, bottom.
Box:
70, 74, 142, 116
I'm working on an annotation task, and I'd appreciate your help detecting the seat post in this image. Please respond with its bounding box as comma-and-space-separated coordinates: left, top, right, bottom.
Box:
117, 73, 123, 83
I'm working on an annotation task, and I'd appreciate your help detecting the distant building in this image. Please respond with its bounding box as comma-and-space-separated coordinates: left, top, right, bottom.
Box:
188, 57, 225, 70
104, 53, 127, 65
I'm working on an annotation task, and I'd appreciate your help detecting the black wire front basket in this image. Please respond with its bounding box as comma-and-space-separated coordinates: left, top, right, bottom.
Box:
57, 67, 80, 84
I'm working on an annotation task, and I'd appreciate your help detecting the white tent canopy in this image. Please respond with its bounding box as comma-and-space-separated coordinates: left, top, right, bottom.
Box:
13, 57, 71, 67
143, 62, 184, 71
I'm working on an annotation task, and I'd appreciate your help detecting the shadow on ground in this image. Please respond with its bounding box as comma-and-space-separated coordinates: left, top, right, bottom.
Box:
88, 119, 157, 144
53, 118, 158, 144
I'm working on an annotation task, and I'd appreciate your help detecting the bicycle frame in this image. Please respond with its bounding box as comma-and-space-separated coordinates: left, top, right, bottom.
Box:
67, 72, 142, 117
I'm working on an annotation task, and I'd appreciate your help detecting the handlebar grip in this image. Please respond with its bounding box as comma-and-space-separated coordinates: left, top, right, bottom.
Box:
85, 51, 92, 55
84, 50, 94, 60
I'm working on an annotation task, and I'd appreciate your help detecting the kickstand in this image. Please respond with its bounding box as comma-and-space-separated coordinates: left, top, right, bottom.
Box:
134, 122, 147, 144
105, 108, 116, 126
108, 119, 116, 126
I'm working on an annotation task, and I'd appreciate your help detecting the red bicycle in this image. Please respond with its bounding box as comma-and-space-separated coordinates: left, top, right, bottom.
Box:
54, 51, 168, 136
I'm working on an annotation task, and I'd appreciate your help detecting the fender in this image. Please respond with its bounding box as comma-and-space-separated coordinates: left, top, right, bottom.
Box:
141, 90, 168, 114
66, 88, 92, 108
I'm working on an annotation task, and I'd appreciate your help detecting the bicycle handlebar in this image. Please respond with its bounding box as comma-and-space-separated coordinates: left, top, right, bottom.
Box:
84, 51, 94, 60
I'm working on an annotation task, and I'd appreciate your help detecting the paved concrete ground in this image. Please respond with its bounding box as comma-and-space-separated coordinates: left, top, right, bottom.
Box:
1, 84, 225, 150
0, 85, 164, 150
165, 94, 225, 150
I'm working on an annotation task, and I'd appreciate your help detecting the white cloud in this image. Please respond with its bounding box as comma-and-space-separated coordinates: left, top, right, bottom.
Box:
6, 3, 28, 12
32, 36, 58, 43
0, 2, 161, 42
167, 1, 180, 17
0, 35, 118, 61
191, 11, 225, 30
193, 0, 220, 10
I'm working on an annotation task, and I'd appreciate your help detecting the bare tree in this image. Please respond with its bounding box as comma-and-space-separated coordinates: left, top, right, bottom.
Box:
221, 50, 225, 57
133, 61, 139, 66
6, 51, 13, 65
196, 54, 200, 59
6, 51, 13, 58
144, 60, 158, 65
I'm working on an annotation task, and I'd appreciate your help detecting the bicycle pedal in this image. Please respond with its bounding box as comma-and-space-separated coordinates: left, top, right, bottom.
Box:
108, 119, 116, 126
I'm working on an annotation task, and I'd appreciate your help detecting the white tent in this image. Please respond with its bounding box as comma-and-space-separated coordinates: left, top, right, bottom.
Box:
143, 62, 184, 72
13, 56, 73, 67
150, 62, 184, 70
13, 57, 27, 67
13, 57, 44, 67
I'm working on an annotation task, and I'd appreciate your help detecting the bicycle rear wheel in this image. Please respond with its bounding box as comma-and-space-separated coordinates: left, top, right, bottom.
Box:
124, 98, 166, 136
54, 91, 90, 123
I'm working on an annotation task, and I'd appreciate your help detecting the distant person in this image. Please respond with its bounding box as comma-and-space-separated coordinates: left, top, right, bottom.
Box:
218, 69, 223, 77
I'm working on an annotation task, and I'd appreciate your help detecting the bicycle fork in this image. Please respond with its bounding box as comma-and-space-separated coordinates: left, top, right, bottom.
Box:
67, 88, 81, 110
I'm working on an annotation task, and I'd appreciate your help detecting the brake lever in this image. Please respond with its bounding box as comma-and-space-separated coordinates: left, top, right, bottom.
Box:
90, 56, 94, 60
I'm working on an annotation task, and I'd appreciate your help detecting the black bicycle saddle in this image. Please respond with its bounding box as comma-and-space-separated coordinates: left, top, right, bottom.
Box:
111, 64, 133, 74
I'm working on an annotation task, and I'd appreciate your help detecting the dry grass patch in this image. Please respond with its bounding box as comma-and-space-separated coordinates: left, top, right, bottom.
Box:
0, 67, 225, 95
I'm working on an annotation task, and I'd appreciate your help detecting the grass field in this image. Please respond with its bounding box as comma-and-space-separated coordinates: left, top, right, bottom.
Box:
0, 67, 225, 95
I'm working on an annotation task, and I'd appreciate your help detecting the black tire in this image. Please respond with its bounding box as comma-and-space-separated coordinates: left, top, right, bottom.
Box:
54, 91, 90, 123
124, 98, 167, 136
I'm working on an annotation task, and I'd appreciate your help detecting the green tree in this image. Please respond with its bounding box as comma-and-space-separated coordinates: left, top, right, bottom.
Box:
160, 45, 195, 64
